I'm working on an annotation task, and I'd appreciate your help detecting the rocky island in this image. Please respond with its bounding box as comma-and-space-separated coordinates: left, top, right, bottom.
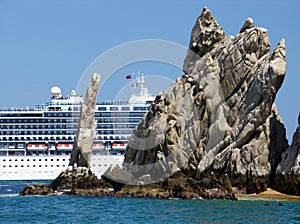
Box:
20, 7, 300, 200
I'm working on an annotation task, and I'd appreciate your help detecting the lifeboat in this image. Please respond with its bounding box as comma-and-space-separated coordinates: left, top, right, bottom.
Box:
92, 143, 105, 150
111, 143, 126, 150
27, 143, 48, 151
56, 143, 73, 150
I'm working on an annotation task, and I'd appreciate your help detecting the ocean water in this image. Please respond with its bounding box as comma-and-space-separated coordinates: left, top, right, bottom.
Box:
1, 183, 300, 224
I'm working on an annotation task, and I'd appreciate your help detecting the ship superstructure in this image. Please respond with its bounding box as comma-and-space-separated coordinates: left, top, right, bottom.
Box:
0, 74, 155, 180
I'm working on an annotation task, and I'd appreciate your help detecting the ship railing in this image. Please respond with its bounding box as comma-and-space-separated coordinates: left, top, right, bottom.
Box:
45, 102, 82, 106
0, 107, 46, 112
96, 100, 130, 105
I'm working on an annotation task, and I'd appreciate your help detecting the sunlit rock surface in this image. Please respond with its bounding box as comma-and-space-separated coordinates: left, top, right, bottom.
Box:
104, 7, 296, 195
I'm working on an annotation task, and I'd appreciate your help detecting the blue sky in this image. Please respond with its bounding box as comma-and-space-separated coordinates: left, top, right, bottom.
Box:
0, 0, 299, 142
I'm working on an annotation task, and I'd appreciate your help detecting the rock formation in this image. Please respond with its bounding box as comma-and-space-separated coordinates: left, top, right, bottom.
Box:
274, 113, 300, 195
52, 73, 101, 191
20, 73, 101, 196
69, 73, 100, 168
103, 7, 294, 195
20, 7, 299, 199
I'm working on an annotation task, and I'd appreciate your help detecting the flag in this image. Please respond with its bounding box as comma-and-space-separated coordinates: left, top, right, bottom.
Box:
125, 74, 132, 79
131, 83, 138, 88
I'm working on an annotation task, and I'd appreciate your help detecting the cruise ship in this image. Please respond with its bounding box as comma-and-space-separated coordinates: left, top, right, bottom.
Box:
0, 75, 155, 181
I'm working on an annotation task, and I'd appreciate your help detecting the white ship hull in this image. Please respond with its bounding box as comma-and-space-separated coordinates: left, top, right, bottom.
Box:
0, 154, 123, 181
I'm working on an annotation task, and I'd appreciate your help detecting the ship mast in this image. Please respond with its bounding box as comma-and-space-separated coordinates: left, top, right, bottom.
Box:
136, 72, 149, 97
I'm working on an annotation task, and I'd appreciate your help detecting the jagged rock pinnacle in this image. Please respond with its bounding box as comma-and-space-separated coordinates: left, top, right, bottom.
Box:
104, 8, 299, 196
240, 18, 254, 33
69, 73, 101, 168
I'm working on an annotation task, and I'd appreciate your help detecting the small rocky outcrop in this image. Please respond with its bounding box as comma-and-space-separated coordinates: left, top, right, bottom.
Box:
104, 7, 292, 195
274, 113, 300, 195
20, 74, 101, 196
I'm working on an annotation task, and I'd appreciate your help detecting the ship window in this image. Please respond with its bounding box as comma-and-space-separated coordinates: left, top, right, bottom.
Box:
57, 165, 59, 167
98, 107, 106, 111
9, 165, 12, 167
27, 159, 30, 161
121, 107, 130, 111
51, 159, 53, 161
3, 159, 5, 162
57, 159, 59, 161
45, 159, 47, 161
33, 159, 36, 161
15, 159, 18, 161
39, 159, 42, 161
9, 159, 12, 161
39, 165, 42, 167
33, 165, 35, 167
62, 159, 65, 161
27, 165, 30, 167
45, 165, 47, 167
21, 165, 24, 167
15, 165, 18, 167
51, 165, 53, 167
3, 165, 5, 168
110, 107, 118, 111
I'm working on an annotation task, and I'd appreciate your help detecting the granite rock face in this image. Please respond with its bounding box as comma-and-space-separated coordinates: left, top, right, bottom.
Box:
104, 7, 291, 194
69, 73, 100, 168
274, 113, 300, 195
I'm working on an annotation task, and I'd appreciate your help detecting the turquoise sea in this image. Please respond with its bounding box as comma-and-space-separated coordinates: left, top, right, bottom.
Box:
1, 182, 300, 224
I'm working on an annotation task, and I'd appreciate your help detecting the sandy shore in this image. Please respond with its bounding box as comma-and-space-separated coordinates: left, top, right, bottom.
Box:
235, 188, 300, 201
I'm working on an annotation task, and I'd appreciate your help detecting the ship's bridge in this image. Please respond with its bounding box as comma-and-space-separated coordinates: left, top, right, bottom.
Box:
128, 74, 155, 105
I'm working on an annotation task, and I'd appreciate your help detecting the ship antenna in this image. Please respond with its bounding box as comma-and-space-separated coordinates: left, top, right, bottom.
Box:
136, 72, 149, 97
